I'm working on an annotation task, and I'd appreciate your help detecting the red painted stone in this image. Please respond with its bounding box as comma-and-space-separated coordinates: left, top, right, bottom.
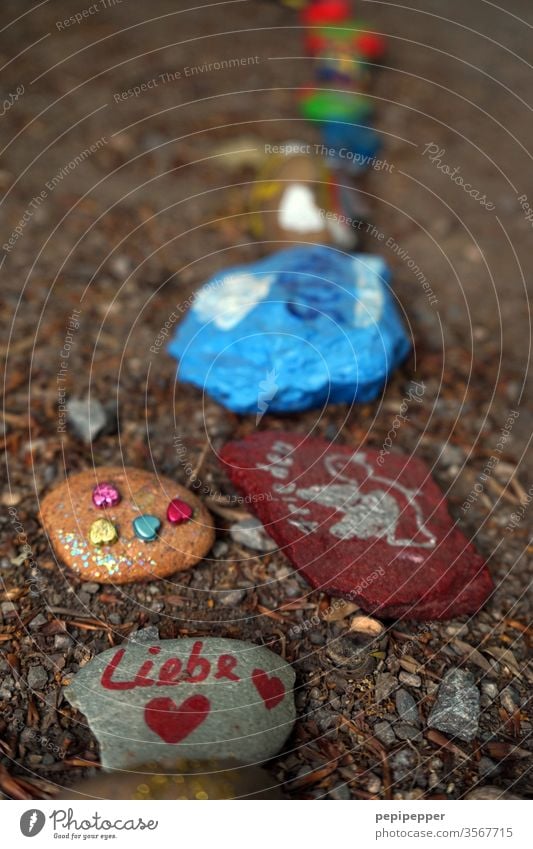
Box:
220, 432, 494, 621
301, 1, 350, 26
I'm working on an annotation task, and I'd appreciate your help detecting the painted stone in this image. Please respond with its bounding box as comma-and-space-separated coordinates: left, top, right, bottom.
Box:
321, 122, 382, 173
39, 467, 214, 584
63, 638, 296, 770
305, 22, 387, 62
315, 49, 371, 86
301, 0, 350, 26
298, 89, 373, 123
249, 149, 357, 249
57, 760, 282, 800
168, 245, 410, 414
220, 432, 494, 620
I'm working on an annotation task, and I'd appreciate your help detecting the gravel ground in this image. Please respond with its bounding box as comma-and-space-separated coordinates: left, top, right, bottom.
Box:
0, 0, 531, 800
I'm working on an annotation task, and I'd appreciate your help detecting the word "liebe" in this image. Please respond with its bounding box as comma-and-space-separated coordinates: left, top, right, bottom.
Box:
101, 641, 240, 690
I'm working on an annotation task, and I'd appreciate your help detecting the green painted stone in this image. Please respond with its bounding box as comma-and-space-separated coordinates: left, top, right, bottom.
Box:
299, 90, 373, 123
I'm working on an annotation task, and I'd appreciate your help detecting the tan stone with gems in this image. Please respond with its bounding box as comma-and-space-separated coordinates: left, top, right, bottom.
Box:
39, 466, 214, 584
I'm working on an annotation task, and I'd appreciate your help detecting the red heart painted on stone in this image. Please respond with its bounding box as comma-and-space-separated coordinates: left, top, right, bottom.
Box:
252, 669, 285, 710
144, 695, 210, 743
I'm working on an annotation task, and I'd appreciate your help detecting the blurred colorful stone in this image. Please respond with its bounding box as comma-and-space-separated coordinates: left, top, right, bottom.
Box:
299, 88, 373, 123
89, 518, 118, 547
63, 638, 296, 770
168, 244, 410, 414
315, 48, 371, 87
167, 497, 193, 525
39, 467, 214, 584
92, 482, 121, 508
305, 21, 387, 61
321, 122, 382, 173
221, 432, 495, 620
57, 760, 283, 800
301, 0, 350, 25
133, 514, 161, 542
249, 147, 358, 248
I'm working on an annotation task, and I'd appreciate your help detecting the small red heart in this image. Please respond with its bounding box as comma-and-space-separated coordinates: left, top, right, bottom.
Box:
252, 668, 285, 710
144, 695, 210, 743
167, 498, 193, 525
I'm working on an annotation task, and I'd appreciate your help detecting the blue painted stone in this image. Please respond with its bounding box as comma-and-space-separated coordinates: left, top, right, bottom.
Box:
321, 122, 381, 172
168, 245, 410, 415
133, 514, 161, 542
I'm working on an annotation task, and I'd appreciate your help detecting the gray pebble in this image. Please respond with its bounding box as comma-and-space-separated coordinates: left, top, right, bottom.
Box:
230, 518, 277, 552
478, 756, 499, 778
394, 722, 422, 741
373, 720, 396, 747
218, 588, 247, 606
428, 668, 480, 742
28, 613, 48, 632
396, 688, 420, 725
108, 613, 122, 625
67, 396, 116, 443
54, 634, 73, 650
375, 672, 397, 703
329, 783, 351, 800
212, 541, 229, 558
81, 582, 100, 594
27, 665, 48, 690
399, 671, 421, 688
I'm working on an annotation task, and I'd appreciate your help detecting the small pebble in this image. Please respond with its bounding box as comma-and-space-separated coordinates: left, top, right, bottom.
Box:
328, 783, 351, 800
373, 720, 396, 747
230, 518, 277, 552
67, 396, 116, 443
399, 671, 421, 688
27, 665, 48, 690
428, 668, 480, 742
81, 582, 100, 594
218, 589, 247, 606
395, 688, 420, 725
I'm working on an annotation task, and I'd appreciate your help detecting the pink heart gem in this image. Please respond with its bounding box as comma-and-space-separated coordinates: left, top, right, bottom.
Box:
166, 498, 193, 525
92, 482, 121, 509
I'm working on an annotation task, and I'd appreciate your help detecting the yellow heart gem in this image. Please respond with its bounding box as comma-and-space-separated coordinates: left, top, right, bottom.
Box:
89, 518, 118, 546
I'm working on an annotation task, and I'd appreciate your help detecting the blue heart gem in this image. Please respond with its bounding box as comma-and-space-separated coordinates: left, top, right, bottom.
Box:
133, 514, 161, 542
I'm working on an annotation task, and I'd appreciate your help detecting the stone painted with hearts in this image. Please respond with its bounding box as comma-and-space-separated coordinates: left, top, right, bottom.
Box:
39, 467, 214, 584
64, 638, 296, 770
168, 245, 410, 414
220, 432, 494, 620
